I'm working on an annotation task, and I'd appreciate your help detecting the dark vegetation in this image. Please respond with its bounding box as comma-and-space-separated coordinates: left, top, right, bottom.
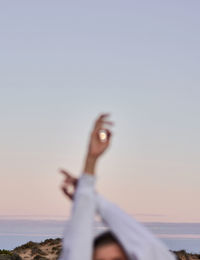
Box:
0, 239, 199, 259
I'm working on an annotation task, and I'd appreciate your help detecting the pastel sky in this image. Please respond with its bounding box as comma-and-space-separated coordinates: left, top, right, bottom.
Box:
0, 0, 200, 222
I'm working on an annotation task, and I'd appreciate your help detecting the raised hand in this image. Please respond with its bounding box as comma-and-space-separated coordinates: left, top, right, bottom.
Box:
59, 113, 114, 194
84, 114, 113, 175
60, 169, 78, 200
87, 114, 113, 159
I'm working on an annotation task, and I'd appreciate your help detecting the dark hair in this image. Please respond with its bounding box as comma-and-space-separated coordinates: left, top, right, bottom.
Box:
94, 231, 119, 249
93, 231, 128, 259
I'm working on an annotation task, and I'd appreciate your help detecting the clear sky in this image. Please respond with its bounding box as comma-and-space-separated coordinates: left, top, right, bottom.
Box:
0, 0, 200, 222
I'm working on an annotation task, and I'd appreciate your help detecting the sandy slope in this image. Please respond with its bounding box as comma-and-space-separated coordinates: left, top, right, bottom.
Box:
13, 238, 62, 260
0, 238, 199, 259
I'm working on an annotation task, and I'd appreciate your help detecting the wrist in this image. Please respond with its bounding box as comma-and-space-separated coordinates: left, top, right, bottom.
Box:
87, 153, 98, 162
83, 154, 98, 175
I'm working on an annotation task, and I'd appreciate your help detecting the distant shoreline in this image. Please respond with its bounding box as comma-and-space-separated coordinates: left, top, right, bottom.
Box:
1, 220, 200, 255
0, 238, 200, 260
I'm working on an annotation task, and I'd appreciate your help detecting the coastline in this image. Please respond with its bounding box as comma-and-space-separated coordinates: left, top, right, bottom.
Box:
0, 238, 200, 260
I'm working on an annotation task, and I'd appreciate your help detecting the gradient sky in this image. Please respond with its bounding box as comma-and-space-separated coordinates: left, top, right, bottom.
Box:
0, 0, 200, 222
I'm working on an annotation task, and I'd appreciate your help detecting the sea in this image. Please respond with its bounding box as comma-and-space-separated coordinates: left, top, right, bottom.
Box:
0, 219, 200, 253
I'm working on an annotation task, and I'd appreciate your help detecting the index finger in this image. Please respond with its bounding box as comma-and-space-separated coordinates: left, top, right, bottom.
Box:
94, 114, 111, 131
59, 169, 77, 184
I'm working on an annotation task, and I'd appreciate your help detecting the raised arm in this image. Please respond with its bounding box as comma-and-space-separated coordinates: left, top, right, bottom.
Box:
96, 194, 176, 260
59, 173, 96, 260
60, 173, 175, 260
59, 114, 175, 260
59, 114, 113, 260
60, 176, 175, 260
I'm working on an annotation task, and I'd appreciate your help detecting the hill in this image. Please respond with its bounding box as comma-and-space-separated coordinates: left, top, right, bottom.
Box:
0, 238, 200, 259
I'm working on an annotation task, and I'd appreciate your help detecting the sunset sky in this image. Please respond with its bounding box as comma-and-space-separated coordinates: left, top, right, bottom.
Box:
0, 0, 200, 222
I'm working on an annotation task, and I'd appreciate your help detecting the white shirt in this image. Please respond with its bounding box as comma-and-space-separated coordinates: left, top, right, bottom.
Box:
60, 173, 176, 260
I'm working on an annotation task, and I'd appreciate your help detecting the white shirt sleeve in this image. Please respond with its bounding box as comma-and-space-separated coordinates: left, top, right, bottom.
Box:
59, 173, 96, 260
60, 173, 175, 260
96, 194, 176, 260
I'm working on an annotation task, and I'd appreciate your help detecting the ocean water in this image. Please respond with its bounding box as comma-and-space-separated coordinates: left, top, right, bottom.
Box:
145, 222, 200, 253
0, 219, 65, 250
0, 220, 200, 253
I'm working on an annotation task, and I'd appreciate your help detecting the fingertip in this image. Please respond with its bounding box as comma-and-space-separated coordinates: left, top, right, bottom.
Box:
101, 113, 110, 118
97, 113, 110, 120
61, 184, 65, 190
59, 169, 65, 174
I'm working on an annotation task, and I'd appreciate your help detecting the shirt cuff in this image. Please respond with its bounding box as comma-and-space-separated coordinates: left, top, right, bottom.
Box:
77, 172, 96, 188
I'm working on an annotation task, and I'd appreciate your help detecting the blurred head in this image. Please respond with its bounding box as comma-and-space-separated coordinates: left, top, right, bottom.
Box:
93, 231, 128, 260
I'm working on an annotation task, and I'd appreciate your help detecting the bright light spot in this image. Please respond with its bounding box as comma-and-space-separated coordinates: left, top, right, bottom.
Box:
99, 130, 107, 142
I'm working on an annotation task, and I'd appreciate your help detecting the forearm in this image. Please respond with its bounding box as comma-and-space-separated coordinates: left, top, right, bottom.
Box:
96, 194, 176, 260
60, 113, 111, 259
83, 155, 97, 175
60, 174, 96, 260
